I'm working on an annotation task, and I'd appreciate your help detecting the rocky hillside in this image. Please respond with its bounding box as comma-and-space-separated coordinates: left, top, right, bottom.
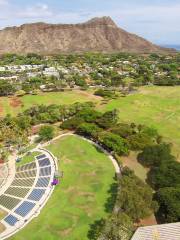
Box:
0, 16, 174, 54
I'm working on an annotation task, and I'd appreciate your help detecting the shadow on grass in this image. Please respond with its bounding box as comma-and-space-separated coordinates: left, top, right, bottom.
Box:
87, 219, 106, 240
104, 176, 119, 213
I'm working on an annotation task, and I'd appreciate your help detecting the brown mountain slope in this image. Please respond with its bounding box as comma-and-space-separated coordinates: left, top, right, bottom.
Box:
0, 16, 174, 54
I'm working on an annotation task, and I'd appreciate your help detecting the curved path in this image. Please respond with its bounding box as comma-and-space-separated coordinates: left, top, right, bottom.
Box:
40, 133, 121, 174
0, 133, 120, 239
0, 149, 57, 240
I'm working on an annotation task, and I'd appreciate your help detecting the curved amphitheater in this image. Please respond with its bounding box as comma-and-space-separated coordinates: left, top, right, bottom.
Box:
0, 148, 57, 239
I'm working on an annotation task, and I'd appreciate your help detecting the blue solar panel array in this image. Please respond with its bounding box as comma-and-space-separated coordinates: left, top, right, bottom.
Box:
38, 158, 50, 167
39, 166, 51, 176
4, 214, 19, 226
15, 201, 35, 217
27, 189, 45, 201
36, 154, 46, 160
36, 177, 50, 188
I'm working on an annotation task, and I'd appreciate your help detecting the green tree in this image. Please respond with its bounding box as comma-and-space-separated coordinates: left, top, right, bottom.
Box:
77, 123, 102, 138
117, 168, 157, 222
156, 187, 180, 223
98, 213, 133, 240
39, 125, 55, 141
138, 143, 175, 167
99, 132, 129, 156
148, 160, 180, 189
97, 110, 119, 129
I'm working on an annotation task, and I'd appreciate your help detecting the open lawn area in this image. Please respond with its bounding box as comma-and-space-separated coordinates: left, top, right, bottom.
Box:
0, 90, 101, 117
99, 86, 180, 160
10, 135, 115, 240
16, 151, 41, 167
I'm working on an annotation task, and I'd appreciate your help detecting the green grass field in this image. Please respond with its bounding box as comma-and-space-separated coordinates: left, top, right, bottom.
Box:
0, 90, 100, 116
11, 135, 115, 240
99, 86, 180, 160
16, 151, 41, 167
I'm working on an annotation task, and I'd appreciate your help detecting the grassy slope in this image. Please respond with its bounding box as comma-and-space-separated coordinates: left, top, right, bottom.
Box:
99, 86, 180, 160
11, 135, 115, 240
0, 90, 101, 116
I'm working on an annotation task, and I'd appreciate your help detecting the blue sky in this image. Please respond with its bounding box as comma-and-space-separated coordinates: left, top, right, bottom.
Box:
0, 0, 180, 44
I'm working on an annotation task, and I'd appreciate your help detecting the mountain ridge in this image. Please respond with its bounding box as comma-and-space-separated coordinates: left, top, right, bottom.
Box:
0, 16, 175, 55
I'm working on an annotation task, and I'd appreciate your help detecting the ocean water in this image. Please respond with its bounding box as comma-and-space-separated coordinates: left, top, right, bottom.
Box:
162, 44, 180, 51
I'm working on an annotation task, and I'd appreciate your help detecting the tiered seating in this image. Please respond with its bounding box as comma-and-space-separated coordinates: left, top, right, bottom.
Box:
11, 178, 35, 187
0, 151, 54, 231
4, 214, 19, 226
0, 195, 20, 210
15, 201, 35, 217
38, 158, 50, 167
5, 187, 30, 198
27, 189, 45, 201
39, 167, 51, 177
35, 177, 50, 188
15, 170, 37, 179
36, 154, 46, 160
16, 162, 36, 172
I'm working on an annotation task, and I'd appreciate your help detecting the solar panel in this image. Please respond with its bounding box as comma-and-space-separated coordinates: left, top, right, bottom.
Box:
38, 158, 50, 167
36, 177, 50, 187
36, 154, 46, 160
27, 189, 45, 201
4, 214, 19, 226
0, 195, 20, 210
39, 166, 51, 176
15, 201, 35, 217
5, 187, 30, 198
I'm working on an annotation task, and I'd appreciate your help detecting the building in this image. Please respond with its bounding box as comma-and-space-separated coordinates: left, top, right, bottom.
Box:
131, 222, 180, 240
43, 67, 59, 78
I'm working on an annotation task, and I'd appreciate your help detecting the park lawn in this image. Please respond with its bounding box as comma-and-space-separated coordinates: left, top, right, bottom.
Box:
0, 90, 101, 117
99, 86, 180, 160
11, 135, 115, 240
16, 151, 41, 167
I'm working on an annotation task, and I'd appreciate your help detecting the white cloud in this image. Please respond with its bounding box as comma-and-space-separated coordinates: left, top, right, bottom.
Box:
17, 3, 53, 19
0, 0, 8, 6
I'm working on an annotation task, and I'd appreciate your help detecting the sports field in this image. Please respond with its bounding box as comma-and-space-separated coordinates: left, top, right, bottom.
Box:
10, 135, 115, 240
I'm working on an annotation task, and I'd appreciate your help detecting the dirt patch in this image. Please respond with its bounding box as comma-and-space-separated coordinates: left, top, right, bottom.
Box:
121, 152, 149, 182
82, 170, 97, 177
0, 223, 6, 233
9, 97, 23, 108
76, 90, 102, 100
64, 186, 75, 193
60, 227, 73, 237
140, 214, 157, 226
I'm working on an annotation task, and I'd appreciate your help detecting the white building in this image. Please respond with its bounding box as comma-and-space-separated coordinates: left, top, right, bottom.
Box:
43, 67, 59, 78
131, 222, 180, 240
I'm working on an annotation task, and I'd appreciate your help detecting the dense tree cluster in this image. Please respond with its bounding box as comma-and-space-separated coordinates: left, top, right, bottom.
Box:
88, 168, 156, 240
138, 143, 180, 222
